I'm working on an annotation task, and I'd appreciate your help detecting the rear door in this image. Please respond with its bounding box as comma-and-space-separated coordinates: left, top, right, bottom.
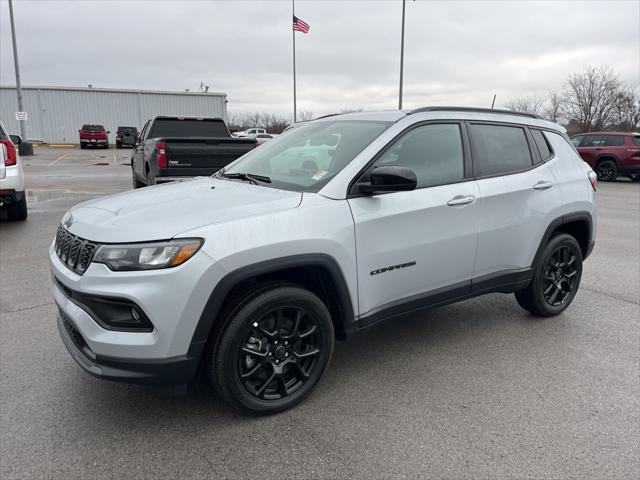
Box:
348, 122, 480, 319
470, 123, 562, 279
576, 134, 604, 166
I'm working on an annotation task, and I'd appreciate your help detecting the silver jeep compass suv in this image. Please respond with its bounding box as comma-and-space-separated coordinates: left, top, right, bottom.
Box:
50, 107, 597, 414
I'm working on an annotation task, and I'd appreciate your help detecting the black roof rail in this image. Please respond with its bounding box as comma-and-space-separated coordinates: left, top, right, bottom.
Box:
406, 106, 542, 120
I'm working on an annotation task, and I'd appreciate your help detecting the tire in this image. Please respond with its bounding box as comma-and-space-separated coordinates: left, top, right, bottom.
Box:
515, 233, 583, 317
80, 143, 86, 150
116, 142, 121, 149
132, 168, 145, 189
629, 174, 640, 182
209, 283, 334, 415
6, 195, 28, 221
595, 159, 617, 182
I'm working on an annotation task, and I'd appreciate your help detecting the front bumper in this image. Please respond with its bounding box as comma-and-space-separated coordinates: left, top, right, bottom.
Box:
57, 309, 202, 384
49, 240, 227, 383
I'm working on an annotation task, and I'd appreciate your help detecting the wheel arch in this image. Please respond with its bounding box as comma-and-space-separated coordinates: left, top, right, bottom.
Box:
188, 254, 356, 357
533, 212, 594, 266
594, 154, 619, 166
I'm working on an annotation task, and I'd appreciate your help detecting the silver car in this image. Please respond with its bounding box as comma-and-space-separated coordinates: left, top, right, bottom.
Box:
0, 121, 27, 221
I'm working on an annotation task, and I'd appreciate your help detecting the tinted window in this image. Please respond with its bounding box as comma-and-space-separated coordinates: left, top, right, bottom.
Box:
148, 119, 229, 138
570, 135, 583, 147
603, 135, 625, 147
531, 129, 553, 161
469, 124, 533, 176
117, 127, 137, 134
632, 136, 640, 146
374, 124, 464, 188
580, 135, 604, 147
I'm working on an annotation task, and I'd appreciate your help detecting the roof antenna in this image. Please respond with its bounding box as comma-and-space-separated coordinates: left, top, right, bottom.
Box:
491, 94, 496, 109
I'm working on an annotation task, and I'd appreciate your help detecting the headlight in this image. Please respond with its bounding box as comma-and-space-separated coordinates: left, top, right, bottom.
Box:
93, 239, 203, 271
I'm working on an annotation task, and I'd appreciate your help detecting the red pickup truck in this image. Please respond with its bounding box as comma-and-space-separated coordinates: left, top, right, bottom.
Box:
570, 132, 640, 182
79, 124, 109, 149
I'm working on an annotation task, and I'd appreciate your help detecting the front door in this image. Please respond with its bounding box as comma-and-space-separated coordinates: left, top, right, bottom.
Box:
348, 123, 480, 319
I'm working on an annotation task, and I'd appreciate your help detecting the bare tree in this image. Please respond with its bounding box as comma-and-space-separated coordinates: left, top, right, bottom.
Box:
504, 94, 545, 116
613, 87, 640, 131
560, 65, 622, 132
544, 91, 564, 123
297, 110, 314, 122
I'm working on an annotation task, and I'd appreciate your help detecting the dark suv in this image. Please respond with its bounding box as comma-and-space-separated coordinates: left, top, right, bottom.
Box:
570, 132, 640, 181
115, 126, 139, 148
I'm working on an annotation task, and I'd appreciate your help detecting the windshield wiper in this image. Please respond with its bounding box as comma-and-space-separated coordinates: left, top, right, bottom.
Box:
218, 172, 272, 185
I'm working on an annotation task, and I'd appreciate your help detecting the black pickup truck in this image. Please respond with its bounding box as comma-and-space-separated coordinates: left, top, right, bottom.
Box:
131, 116, 257, 188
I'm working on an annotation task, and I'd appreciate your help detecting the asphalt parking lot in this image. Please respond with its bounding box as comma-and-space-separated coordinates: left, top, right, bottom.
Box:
1, 146, 639, 479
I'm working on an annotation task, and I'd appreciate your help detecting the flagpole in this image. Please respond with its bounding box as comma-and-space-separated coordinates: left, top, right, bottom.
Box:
398, 0, 406, 110
292, 0, 297, 123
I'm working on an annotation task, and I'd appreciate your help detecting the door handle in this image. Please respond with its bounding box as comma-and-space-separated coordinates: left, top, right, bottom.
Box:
533, 180, 554, 191
447, 195, 476, 207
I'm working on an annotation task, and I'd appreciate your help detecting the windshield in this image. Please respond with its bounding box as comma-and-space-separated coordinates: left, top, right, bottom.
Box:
223, 120, 391, 192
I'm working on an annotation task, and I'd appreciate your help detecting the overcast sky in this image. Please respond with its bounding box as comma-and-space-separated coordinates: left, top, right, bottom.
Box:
1, 0, 638, 118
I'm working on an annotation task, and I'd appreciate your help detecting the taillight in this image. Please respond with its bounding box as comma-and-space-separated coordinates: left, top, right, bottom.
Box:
155, 141, 167, 168
0, 139, 17, 166
588, 171, 597, 191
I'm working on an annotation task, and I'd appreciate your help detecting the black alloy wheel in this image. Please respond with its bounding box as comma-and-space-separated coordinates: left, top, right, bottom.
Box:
541, 244, 579, 307
596, 160, 617, 181
515, 233, 583, 317
210, 283, 334, 415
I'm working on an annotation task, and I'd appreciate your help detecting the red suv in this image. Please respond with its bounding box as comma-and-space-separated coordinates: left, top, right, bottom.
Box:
79, 124, 109, 149
570, 132, 640, 182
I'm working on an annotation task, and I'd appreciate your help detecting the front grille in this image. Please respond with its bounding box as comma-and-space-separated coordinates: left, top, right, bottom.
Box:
55, 225, 100, 275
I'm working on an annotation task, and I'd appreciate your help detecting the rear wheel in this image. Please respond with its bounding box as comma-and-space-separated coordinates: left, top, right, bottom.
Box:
595, 159, 617, 181
515, 233, 582, 316
116, 142, 122, 148
132, 168, 145, 189
80, 143, 86, 150
6, 195, 28, 221
209, 283, 334, 415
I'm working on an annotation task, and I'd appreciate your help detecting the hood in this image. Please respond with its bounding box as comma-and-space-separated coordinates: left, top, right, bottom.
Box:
65, 177, 302, 242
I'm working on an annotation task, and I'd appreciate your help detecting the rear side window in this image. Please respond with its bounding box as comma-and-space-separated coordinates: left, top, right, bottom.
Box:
602, 135, 625, 147
632, 136, 640, 146
148, 119, 229, 138
531, 129, 554, 161
469, 124, 533, 176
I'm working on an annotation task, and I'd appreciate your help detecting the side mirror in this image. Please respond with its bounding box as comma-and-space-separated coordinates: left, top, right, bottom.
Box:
358, 166, 417, 194
9, 135, 22, 145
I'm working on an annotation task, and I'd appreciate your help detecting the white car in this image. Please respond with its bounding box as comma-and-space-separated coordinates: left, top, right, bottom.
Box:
50, 107, 596, 414
0, 122, 27, 221
234, 128, 267, 138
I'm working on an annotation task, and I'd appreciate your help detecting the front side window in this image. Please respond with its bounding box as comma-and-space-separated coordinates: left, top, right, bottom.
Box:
469, 124, 533, 176
603, 135, 625, 147
223, 120, 391, 192
371, 123, 464, 188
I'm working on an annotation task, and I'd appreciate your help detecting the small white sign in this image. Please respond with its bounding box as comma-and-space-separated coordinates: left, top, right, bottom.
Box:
15, 111, 27, 121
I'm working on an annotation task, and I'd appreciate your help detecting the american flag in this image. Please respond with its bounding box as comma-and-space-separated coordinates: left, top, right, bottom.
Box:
293, 15, 310, 33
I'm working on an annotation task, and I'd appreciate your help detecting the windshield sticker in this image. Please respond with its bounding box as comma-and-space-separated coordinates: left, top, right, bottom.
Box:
312, 170, 328, 181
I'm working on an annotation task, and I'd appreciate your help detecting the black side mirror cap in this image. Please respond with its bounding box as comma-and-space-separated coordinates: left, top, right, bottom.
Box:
9, 135, 22, 145
358, 165, 417, 194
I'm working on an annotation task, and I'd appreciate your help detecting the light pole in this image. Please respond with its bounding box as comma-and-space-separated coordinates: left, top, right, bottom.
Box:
8, 0, 32, 154
398, 0, 406, 110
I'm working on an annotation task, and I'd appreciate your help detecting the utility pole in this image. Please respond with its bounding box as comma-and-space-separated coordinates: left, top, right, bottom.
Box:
398, 0, 406, 110
292, 0, 297, 123
8, 0, 32, 154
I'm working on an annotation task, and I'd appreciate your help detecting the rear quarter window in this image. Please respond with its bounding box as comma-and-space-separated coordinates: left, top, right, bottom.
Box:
531, 129, 554, 161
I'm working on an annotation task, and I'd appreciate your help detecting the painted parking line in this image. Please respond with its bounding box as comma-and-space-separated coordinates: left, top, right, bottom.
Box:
113, 153, 117, 166
47, 153, 68, 166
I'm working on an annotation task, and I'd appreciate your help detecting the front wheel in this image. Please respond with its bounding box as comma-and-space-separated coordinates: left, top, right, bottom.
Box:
209, 283, 334, 415
515, 233, 583, 316
629, 174, 640, 182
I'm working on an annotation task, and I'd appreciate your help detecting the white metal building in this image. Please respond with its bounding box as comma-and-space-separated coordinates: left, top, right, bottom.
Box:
0, 86, 228, 144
